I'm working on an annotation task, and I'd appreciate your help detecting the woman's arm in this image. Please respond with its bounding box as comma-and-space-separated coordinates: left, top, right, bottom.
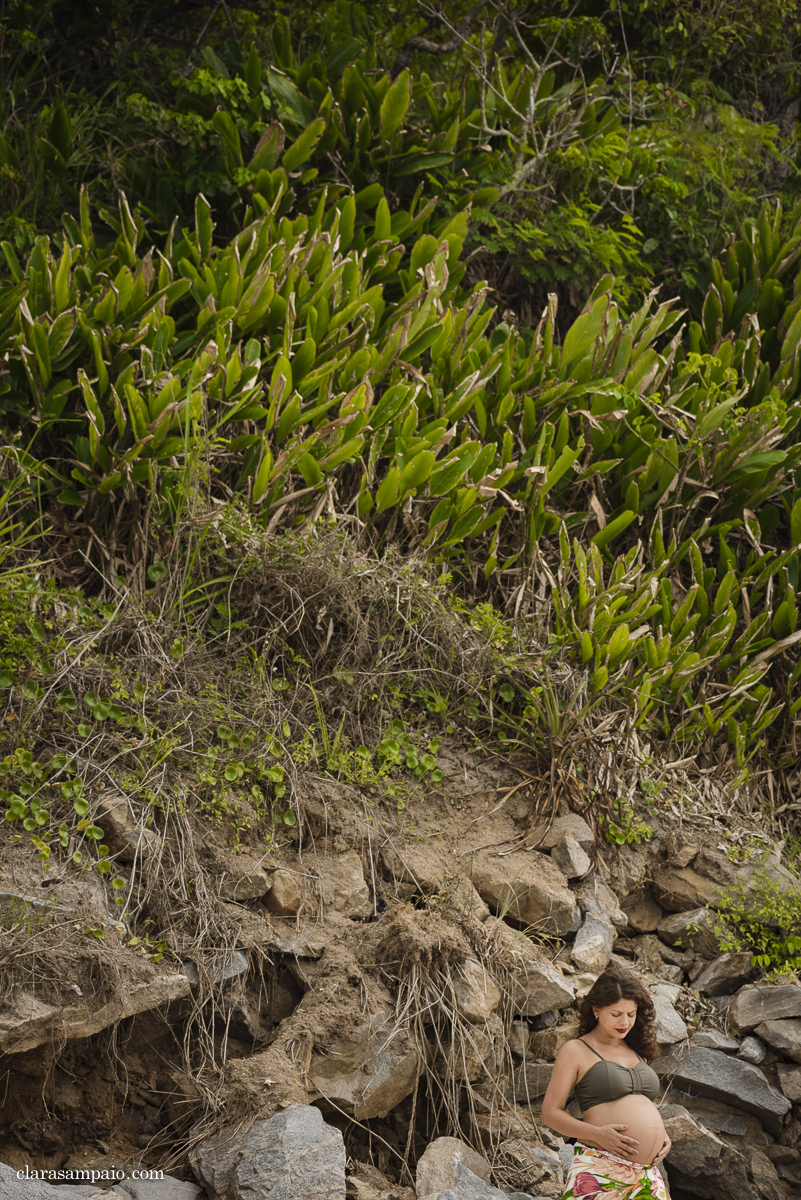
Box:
541, 1042, 640, 1159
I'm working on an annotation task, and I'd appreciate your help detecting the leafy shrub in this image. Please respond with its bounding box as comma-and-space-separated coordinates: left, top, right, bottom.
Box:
715, 869, 801, 977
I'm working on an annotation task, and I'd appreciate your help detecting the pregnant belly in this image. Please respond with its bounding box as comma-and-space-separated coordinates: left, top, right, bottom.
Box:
582, 1095, 666, 1166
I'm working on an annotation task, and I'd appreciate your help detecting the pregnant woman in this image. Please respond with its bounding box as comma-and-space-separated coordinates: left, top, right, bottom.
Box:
542, 967, 671, 1199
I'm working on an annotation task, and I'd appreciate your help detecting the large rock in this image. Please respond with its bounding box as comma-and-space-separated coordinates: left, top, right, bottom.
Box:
266, 869, 302, 915
738, 1036, 766, 1065
663, 1106, 727, 1174
0, 1160, 105, 1199
754, 1019, 801, 1062
729, 985, 801, 1035
777, 1063, 801, 1103
570, 915, 614, 974
191, 1105, 346, 1200
529, 1020, 579, 1061
347, 1163, 414, 1200
620, 888, 663, 933
453, 959, 502, 1023
95, 792, 159, 865
117, 1177, 204, 1200
184, 952, 249, 987
551, 834, 591, 880
0, 1160, 191, 1200
652, 866, 720, 913
217, 856, 271, 901
526, 814, 593, 852
318, 851, 372, 919
0, 972, 190, 1054
576, 873, 628, 930
651, 990, 688, 1045
657, 908, 719, 958
308, 1010, 422, 1119
492, 1141, 563, 1198
693, 1030, 741, 1051
511, 1061, 554, 1102
439, 1014, 503, 1084
693, 952, 753, 997
415, 1137, 498, 1200
472, 851, 577, 937
484, 921, 575, 1017
661, 1107, 756, 1200
654, 1045, 791, 1136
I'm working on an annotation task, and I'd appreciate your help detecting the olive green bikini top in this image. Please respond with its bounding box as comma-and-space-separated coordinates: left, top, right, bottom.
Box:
573, 1039, 661, 1113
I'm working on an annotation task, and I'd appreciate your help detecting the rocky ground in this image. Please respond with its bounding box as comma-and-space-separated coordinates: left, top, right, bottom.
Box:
1, 740, 800, 1200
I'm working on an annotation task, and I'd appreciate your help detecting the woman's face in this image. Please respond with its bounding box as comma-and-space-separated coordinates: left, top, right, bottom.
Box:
593, 997, 638, 1041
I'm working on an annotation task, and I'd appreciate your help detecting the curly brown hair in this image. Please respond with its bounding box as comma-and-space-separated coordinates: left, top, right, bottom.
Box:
577, 968, 660, 1062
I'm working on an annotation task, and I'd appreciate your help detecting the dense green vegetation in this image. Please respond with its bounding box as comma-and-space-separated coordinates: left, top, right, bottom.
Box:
1, 0, 801, 881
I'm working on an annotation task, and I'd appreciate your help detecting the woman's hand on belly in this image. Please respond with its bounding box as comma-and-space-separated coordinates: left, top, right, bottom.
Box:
583, 1097, 666, 1165
591, 1122, 640, 1159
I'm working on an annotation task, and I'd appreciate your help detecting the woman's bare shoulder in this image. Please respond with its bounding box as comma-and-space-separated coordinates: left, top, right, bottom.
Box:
555, 1036, 586, 1062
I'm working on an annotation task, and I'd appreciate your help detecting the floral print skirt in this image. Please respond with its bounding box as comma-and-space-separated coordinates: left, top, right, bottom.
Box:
561, 1145, 670, 1199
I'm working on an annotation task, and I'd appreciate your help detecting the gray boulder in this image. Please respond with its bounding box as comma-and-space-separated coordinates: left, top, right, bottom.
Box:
511, 1061, 554, 1102
777, 1063, 801, 1103
526, 814, 593, 852
117, 1178, 204, 1200
0, 1161, 105, 1199
652, 866, 719, 913
570, 915, 614, 974
737, 1035, 766, 1065
0, 1161, 194, 1200
191, 1105, 346, 1200
651, 990, 688, 1045
485, 922, 575, 1017
657, 908, 719, 958
620, 888, 663, 933
308, 1010, 422, 1119
728, 984, 801, 1035
472, 851, 577, 937
693, 1030, 741, 1051
416, 1138, 500, 1200
654, 1045, 790, 1136
693, 952, 753, 997
551, 834, 591, 880
754, 1018, 801, 1063
576, 873, 628, 930
663, 1106, 728, 1174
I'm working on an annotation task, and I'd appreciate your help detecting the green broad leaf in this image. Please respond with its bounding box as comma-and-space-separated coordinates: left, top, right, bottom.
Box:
591, 510, 637, 550
267, 68, 315, 125
252, 442, 274, 503
730, 451, 786, 477
393, 152, 453, 176
375, 467, 400, 512
318, 435, 364, 470
543, 438, 584, 497
282, 118, 326, 171
697, 397, 739, 440
606, 623, 631, 668
211, 110, 243, 167
429, 448, 480, 497
791, 497, 801, 548
326, 38, 362, 77
399, 451, 436, 495
245, 43, 263, 91
297, 451, 323, 487
195, 194, 214, 262
593, 666, 609, 690
380, 69, 411, 141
